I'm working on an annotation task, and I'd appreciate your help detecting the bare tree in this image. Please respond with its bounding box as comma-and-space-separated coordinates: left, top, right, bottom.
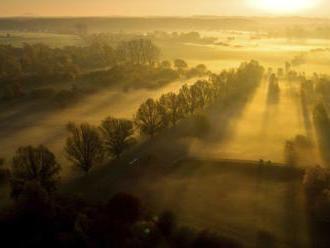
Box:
159, 92, 183, 127
65, 123, 104, 173
190, 80, 212, 109
10, 145, 61, 198
135, 98, 167, 137
100, 117, 135, 159
178, 84, 197, 115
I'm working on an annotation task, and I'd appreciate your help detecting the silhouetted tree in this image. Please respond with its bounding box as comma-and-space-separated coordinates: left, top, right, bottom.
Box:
269, 73, 278, 85
314, 103, 329, 128
159, 92, 183, 127
174, 59, 188, 73
285, 61, 291, 74
268, 73, 280, 104
65, 123, 104, 173
10, 145, 61, 198
135, 98, 167, 137
178, 84, 196, 115
190, 80, 212, 108
100, 117, 135, 158
304, 166, 329, 199
116, 39, 160, 65
196, 64, 207, 76
160, 60, 172, 69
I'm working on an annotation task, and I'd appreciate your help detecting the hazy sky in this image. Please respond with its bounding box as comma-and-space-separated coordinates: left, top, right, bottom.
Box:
0, 0, 328, 17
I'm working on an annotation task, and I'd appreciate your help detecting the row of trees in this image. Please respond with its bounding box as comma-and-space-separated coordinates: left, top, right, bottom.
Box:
7, 116, 136, 197
0, 39, 160, 81
6, 60, 264, 199
65, 119, 135, 173
136, 60, 264, 137
0, 60, 262, 247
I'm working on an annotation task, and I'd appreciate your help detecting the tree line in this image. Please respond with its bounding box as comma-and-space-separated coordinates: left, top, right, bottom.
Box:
0, 39, 160, 99
0, 39, 210, 105
0, 60, 264, 247
0, 60, 265, 199
0, 39, 160, 79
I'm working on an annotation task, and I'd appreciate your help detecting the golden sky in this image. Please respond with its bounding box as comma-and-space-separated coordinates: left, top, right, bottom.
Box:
0, 0, 327, 17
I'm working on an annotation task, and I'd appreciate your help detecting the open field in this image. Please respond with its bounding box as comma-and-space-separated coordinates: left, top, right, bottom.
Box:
61, 157, 308, 247
189, 79, 322, 164
1, 22, 330, 247
1, 30, 330, 73
0, 31, 328, 170
0, 77, 200, 174
0, 31, 82, 47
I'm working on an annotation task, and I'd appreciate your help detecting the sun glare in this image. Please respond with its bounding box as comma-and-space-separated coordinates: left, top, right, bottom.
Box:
249, 0, 317, 14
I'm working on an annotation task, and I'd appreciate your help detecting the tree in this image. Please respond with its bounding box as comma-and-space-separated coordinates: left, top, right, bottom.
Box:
196, 64, 207, 76
190, 80, 212, 109
65, 123, 104, 173
178, 84, 197, 115
304, 166, 329, 199
100, 117, 135, 159
135, 98, 167, 137
174, 59, 188, 72
160, 60, 172, 69
10, 145, 61, 198
314, 103, 329, 128
209, 73, 226, 100
285, 61, 291, 74
269, 73, 278, 85
159, 92, 183, 127
116, 39, 160, 65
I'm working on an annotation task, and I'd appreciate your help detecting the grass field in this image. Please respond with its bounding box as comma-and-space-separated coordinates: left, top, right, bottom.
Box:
1, 31, 330, 74
0, 31, 326, 168
61, 157, 308, 247
0, 30, 328, 246
0, 31, 83, 47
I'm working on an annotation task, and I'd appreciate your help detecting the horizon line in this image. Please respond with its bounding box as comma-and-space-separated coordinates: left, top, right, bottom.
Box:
0, 14, 328, 19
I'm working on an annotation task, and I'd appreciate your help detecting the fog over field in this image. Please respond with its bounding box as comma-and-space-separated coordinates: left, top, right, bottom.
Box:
2, 2, 330, 247
189, 79, 322, 164
0, 77, 199, 173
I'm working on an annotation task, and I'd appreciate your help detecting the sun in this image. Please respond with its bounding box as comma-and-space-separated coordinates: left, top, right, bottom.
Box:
249, 0, 317, 14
